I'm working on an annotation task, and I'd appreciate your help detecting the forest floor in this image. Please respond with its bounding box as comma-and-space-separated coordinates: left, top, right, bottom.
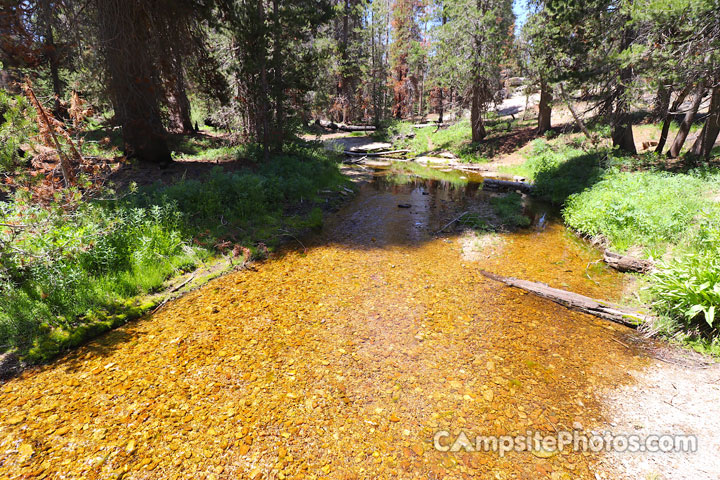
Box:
2, 140, 719, 479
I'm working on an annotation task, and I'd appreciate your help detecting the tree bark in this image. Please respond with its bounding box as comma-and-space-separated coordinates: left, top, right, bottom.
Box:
668, 82, 705, 158
256, 0, 271, 160
97, 0, 171, 164
611, 25, 636, 154
559, 82, 593, 141
271, 0, 284, 153
537, 79, 552, 133
690, 83, 720, 159
656, 83, 692, 154
165, 58, 194, 134
652, 83, 671, 122
470, 81, 486, 142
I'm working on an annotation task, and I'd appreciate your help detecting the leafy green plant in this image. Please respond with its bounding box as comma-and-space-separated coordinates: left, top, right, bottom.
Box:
0, 89, 36, 174
563, 170, 710, 252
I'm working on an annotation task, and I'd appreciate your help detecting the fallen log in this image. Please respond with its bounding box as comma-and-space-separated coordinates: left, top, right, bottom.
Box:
349, 142, 393, 152
344, 149, 411, 157
316, 119, 376, 132
413, 122, 449, 129
338, 124, 376, 132
481, 178, 533, 193
603, 251, 654, 274
479, 270, 651, 327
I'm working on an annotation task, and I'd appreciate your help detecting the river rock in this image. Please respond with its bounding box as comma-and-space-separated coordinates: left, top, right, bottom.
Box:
0, 352, 21, 380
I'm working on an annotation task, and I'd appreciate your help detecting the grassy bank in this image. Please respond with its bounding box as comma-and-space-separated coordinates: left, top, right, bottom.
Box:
375, 116, 534, 163
0, 144, 347, 362
505, 138, 720, 353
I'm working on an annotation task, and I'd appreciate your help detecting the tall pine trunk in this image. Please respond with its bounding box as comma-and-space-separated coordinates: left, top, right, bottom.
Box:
652, 83, 671, 122
437, 87, 444, 124
257, 0, 271, 160
690, 83, 720, 159
656, 83, 692, 154
611, 24, 636, 153
97, 0, 171, 164
165, 55, 194, 134
471, 82, 486, 142
538, 79, 552, 133
271, 0, 284, 152
668, 82, 705, 158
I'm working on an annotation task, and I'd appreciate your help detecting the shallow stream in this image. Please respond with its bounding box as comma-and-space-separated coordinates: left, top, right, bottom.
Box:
0, 166, 653, 479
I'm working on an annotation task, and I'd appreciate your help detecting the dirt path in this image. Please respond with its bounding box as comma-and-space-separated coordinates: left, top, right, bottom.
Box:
1, 174, 718, 479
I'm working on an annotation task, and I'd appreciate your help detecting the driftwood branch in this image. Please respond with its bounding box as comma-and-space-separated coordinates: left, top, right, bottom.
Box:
436, 211, 469, 233
479, 270, 651, 327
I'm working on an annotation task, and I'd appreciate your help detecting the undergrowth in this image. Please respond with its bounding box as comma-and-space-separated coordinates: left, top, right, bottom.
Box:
0, 145, 346, 362
377, 117, 530, 163
510, 138, 720, 353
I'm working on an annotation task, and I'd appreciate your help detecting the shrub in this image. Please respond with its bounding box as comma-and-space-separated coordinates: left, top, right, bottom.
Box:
0, 89, 36, 173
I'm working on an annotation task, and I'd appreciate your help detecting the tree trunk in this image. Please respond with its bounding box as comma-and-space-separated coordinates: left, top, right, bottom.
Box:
437, 87, 444, 124
652, 83, 671, 122
470, 81, 486, 142
165, 59, 194, 134
97, 0, 171, 164
257, 0, 271, 160
611, 25, 636, 154
668, 82, 705, 158
537, 79, 552, 133
690, 83, 720, 159
656, 83, 692, 154
559, 82, 593, 141
271, 0, 284, 153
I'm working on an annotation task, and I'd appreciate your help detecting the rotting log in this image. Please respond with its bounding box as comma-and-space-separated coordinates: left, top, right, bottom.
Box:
479, 270, 651, 328
603, 251, 654, 274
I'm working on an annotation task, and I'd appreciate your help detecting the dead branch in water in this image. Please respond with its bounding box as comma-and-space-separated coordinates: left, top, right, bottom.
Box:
479, 270, 652, 328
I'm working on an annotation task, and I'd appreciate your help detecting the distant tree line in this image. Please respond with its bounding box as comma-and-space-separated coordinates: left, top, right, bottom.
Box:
1, 0, 718, 163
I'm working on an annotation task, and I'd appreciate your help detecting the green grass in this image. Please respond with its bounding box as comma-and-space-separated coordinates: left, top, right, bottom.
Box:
0, 144, 346, 362
376, 116, 532, 163
563, 171, 717, 256
512, 137, 720, 347
502, 140, 607, 204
